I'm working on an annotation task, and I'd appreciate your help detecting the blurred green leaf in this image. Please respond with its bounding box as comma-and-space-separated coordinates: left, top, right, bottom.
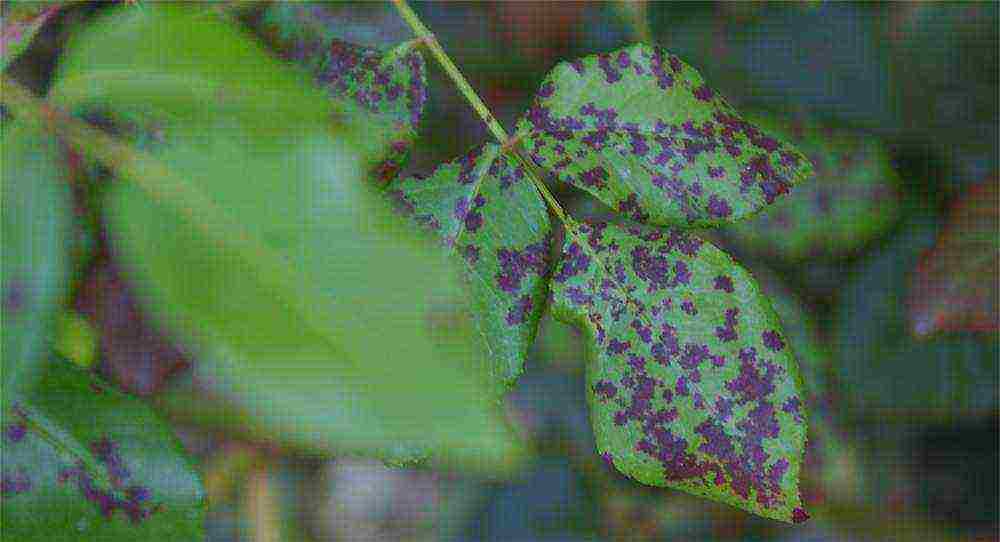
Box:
515, 43, 813, 228
551, 220, 808, 523
908, 178, 999, 337
1, 1, 62, 72
727, 111, 901, 261
49, 4, 520, 471
1, 122, 72, 408
259, 2, 427, 183
834, 217, 999, 418
1, 360, 205, 541
388, 143, 553, 397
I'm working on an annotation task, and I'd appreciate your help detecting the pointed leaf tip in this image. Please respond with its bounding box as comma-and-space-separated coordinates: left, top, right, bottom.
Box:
551, 219, 807, 522
517, 43, 813, 228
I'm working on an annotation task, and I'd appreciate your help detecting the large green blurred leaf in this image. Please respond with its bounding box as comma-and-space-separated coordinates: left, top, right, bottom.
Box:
834, 217, 999, 418
515, 43, 813, 228
1, 122, 72, 408
727, 112, 901, 261
551, 220, 808, 522
388, 143, 552, 396
49, 4, 519, 470
1, 360, 204, 541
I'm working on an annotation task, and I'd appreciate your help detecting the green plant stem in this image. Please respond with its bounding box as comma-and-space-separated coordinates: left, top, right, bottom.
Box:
390, 0, 572, 227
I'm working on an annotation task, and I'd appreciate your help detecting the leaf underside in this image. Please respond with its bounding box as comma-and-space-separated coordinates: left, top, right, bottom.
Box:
516, 43, 813, 228
2, 361, 205, 541
388, 143, 553, 396
260, 2, 427, 183
550, 220, 808, 523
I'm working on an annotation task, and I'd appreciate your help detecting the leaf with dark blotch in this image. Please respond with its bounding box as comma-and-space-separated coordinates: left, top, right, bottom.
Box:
260, 2, 427, 183
728, 112, 900, 260
908, 179, 999, 337
1, 2, 62, 71
388, 143, 553, 396
2, 122, 73, 409
1, 361, 205, 541
550, 220, 808, 522
515, 44, 813, 228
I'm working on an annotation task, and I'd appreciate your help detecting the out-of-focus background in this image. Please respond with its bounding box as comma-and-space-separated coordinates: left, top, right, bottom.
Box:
5, 1, 997, 541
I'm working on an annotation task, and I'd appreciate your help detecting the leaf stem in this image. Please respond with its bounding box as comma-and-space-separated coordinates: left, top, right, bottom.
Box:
390, 0, 572, 226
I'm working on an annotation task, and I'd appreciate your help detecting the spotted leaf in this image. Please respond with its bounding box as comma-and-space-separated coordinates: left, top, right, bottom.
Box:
551, 220, 807, 522
1, 361, 204, 540
388, 143, 552, 396
1, 2, 62, 72
728, 112, 900, 260
260, 2, 427, 183
516, 44, 813, 228
908, 178, 999, 337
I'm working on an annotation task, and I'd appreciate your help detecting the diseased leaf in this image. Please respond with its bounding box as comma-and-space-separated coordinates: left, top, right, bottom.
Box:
2, 122, 73, 408
550, 220, 808, 522
908, 178, 999, 337
260, 2, 427, 183
1, 360, 205, 541
1, 1, 62, 72
727, 112, 900, 260
515, 44, 813, 228
387, 143, 552, 395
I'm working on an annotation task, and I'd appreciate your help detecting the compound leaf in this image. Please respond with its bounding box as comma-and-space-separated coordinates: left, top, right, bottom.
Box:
1, 360, 204, 541
516, 44, 813, 228
388, 143, 552, 396
551, 220, 808, 522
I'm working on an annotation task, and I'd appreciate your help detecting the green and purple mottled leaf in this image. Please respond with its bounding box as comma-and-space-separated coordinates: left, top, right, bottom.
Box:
388, 143, 552, 395
1, 361, 205, 541
260, 2, 427, 183
2, 122, 73, 409
515, 44, 813, 228
908, 178, 998, 337
550, 220, 808, 522
728, 112, 900, 260
1, 2, 62, 72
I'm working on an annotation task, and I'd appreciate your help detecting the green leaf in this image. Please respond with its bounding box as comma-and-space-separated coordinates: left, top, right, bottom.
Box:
1, 2, 62, 72
1, 360, 205, 541
834, 217, 998, 418
908, 179, 998, 337
550, 220, 808, 522
727, 111, 901, 260
49, 4, 520, 471
259, 2, 427, 182
515, 44, 813, 228
2, 122, 73, 408
387, 143, 552, 396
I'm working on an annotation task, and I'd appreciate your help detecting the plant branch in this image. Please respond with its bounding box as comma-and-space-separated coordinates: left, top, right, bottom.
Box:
390, 0, 571, 226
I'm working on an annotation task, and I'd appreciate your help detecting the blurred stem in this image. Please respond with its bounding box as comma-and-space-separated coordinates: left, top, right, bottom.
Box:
615, 1, 653, 44
390, 0, 571, 226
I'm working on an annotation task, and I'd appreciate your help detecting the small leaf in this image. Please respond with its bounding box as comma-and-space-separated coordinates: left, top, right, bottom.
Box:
2, 122, 73, 408
260, 2, 427, 182
551, 220, 807, 522
388, 143, 552, 395
515, 44, 813, 228
1, 360, 205, 540
908, 178, 999, 337
1, 1, 62, 72
727, 112, 901, 260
